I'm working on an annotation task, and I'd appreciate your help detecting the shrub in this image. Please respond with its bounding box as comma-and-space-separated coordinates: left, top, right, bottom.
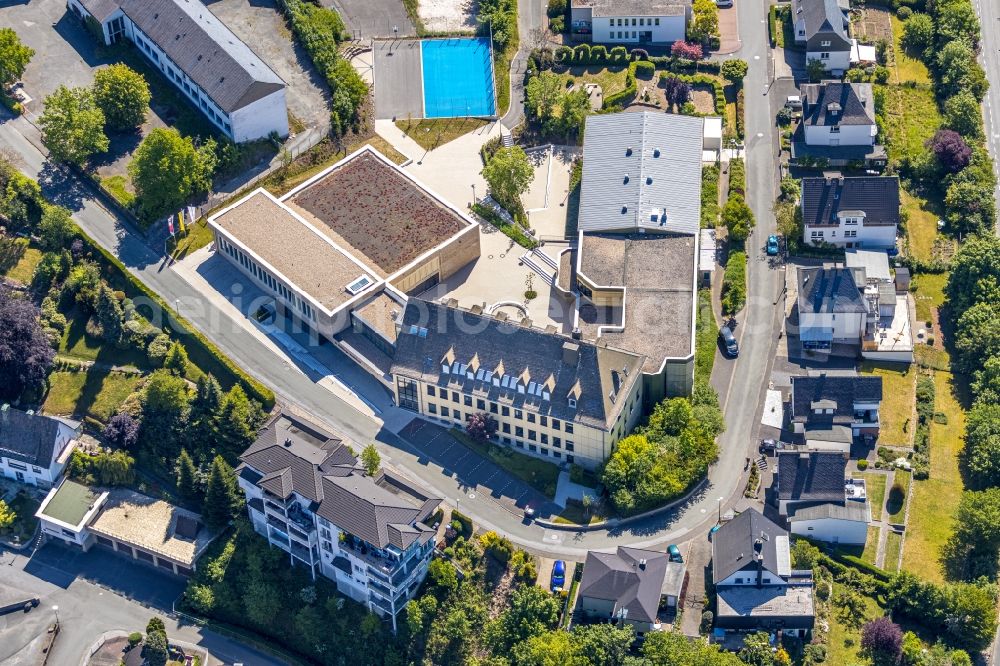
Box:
857, 459, 869, 470
631, 48, 649, 61
128, 632, 143, 647
590, 45, 608, 62
700, 611, 714, 633
555, 45, 572, 62
671, 41, 703, 61
609, 46, 629, 63
634, 60, 655, 79
546, 0, 566, 17
573, 43, 591, 63
721, 251, 747, 314
549, 16, 564, 33
897, 5, 912, 18
147, 333, 172, 367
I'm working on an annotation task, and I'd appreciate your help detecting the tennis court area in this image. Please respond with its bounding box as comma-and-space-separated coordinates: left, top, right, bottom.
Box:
374, 37, 496, 120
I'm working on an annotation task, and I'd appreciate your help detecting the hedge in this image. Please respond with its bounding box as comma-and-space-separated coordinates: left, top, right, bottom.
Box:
663, 72, 726, 116
728, 158, 746, 197
634, 60, 655, 78
701, 165, 720, 228
451, 509, 474, 538
603, 62, 638, 109
834, 551, 893, 582
736, 88, 745, 138
0, 91, 24, 116
721, 250, 747, 314
767, 5, 779, 47
471, 202, 539, 249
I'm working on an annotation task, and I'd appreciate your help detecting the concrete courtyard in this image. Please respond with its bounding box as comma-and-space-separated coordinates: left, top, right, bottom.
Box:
523, 144, 579, 240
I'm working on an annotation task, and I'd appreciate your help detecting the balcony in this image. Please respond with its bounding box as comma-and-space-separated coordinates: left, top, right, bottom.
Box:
286, 503, 315, 533
340, 535, 401, 576
266, 514, 288, 533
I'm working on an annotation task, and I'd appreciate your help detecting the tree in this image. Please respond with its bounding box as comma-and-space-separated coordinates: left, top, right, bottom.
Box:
557, 88, 591, 137
937, 41, 988, 101
722, 194, 754, 242
143, 626, 169, 666
721, 58, 749, 83
670, 41, 703, 61
689, 0, 719, 43
94, 449, 135, 485
739, 631, 775, 665
202, 455, 240, 529
972, 355, 1000, 405
0, 286, 55, 401
944, 179, 994, 235
901, 12, 934, 53
570, 624, 634, 666
944, 91, 985, 141
486, 584, 560, 652
175, 448, 200, 501
662, 76, 691, 109
102, 412, 139, 450
481, 146, 534, 212
525, 72, 563, 121
466, 412, 498, 442
128, 128, 217, 220
0, 28, 34, 87
936, 0, 980, 50
139, 370, 190, 458
928, 129, 972, 173
189, 374, 223, 443
94, 284, 124, 344
37, 205, 75, 252
216, 384, 261, 458
38, 86, 109, 165
93, 63, 151, 131
961, 403, 1000, 487
163, 341, 189, 375
644, 630, 744, 665
944, 487, 1000, 580
806, 58, 827, 83
945, 234, 1000, 319
0, 499, 15, 531
954, 302, 1000, 375
360, 443, 381, 476
510, 630, 588, 666
861, 617, 904, 666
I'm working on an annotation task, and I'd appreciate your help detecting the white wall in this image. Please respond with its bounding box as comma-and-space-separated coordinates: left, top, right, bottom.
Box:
231, 88, 290, 142
804, 221, 897, 249
798, 310, 865, 342
591, 15, 686, 44
717, 567, 787, 587
803, 123, 875, 147
808, 49, 851, 73
791, 517, 868, 545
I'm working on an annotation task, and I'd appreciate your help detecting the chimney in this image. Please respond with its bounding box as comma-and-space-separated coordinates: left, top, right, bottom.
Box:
754, 538, 764, 587
284, 438, 293, 448
571, 328, 582, 340
639, 558, 647, 570
562, 342, 580, 366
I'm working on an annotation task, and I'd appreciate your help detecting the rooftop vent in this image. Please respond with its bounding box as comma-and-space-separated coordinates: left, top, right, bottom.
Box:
646, 176, 653, 185
284, 438, 293, 447
653, 148, 660, 157
625, 147, 633, 156
639, 558, 647, 570
623, 173, 629, 184
621, 206, 628, 214
827, 102, 842, 115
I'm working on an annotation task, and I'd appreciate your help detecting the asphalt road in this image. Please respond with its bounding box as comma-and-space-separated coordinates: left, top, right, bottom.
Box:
973, 0, 1000, 227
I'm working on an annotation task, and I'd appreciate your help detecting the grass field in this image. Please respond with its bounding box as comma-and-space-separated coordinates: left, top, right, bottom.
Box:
911, 272, 948, 325
695, 289, 717, 385
862, 473, 887, 521
827, 581, 883, 665
902, 373, 965, 584
884, 530, 903, 572
170, 219, 215, 261
42, 370, 144, 424
901, 189, 948, 264
450, 428, 560, 498
0, 243, 42, 285
100, 174, 136, 209
553, 501, 605, 526
887, 470, 911, 523
552, 65, 632, 101
890, 16, 932, 84
861, 362, 916, 446
881, 84, 941, 162
395, 117, 491, 151
861, 526, 880, 564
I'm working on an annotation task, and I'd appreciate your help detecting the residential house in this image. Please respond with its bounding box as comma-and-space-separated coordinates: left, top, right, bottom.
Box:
67, 0, 288, 142
788, 500, 870, 545
791, 0, 852, 73
578, 546, 686, 633
390, 299, 646, 470
790, 374, 883, 443
36, 478, 215, 576
845, 248, 892, 284
801, 173, 900, 249
792, 82, 887, 167
774, 451, 846, 515
570, 0, 690, 45
0, 404, 80, 488
796, 267, 869, 351
712, 508, 815, 638
236, 413, 440, 631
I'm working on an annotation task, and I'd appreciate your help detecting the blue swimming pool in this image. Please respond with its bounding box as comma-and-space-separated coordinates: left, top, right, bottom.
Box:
421, 38, 497, 118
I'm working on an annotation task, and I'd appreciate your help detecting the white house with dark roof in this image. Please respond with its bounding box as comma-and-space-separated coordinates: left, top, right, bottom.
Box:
570, 0, 690, 44
792, 82, 887, 167
790, 374, 882, 440
0, 405, 81, 488
791, 0, 852, 73
796, 267, 869, 350
801, 173, 900, 249
67, 0, 288, 142
237, 412, 440, 630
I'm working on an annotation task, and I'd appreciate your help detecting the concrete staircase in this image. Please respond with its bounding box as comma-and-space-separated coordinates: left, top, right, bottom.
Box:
520, 249, 557, 285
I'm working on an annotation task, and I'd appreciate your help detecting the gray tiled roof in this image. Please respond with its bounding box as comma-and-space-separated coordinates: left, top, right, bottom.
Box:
0, 406, 80, 468
801, 82, 875, 127
789, 501, 870, 523
117, 0, 285, 113
239, 413, 440, 551
579, 112, 704, 236
776, 451, 847, 502
797, 268, 867, 315
712, 508, 787, 583
79, 0, 122, 22
390, 299, 645, 431
791, 375, 883, 421
801, 175, 900, 228
579, 547, 671, 624
792, 0, 850, 46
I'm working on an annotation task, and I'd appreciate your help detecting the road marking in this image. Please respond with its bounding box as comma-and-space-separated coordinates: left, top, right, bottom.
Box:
754, 55, 760, 60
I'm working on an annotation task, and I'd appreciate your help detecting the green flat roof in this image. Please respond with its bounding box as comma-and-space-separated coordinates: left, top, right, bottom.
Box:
42, 480, 101, 526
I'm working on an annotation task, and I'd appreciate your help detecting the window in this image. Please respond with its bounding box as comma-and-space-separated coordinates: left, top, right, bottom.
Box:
631, 18, 636, 25
7, 461, 27, 471
567, 398, 577, 409
502, 423, 511, 434
552, 419, 561, 431
502, 406, 510, 417
464, 395, 472, 407
515, 426, 524, 438
655, 17, 660, 25
397, 379, 418, 411
528, 430, 536, 441
528, 444, 537, 452
477, 399, 485, 410
844, 217, 858, 225
527, 413, 535, 423
617, 18, 622, 25
845, 230, 857, 237
820, 52, 830, 59
566, 441, 575, 451
540, 416, 548, 427
565, 423, 574, 434
735, 578, 744, 584
820, 40, 831, 47
442, 406, 450, 417
490, 402, 498, 414
540, 447, 549, 456
322, 541, 332, 553
553, 437, 561, 449
830, 126, 840, 133
514, 409, 523, 420
451, 391, 459, 403
617, 31, 622, 38
566, 455, 574, 463
553, 451, 561, 459
427, 386, 436, 396
639, 18, 644, 25
516, 440, 524, 448
811, 231, 825, 239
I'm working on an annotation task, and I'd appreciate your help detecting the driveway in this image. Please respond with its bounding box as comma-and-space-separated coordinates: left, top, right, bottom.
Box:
324, 0, 415, 38
717, 2, 741, 55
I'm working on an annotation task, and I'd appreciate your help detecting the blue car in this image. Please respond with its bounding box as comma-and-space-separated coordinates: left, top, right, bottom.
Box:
668, 544, 683, 563
766, 235, 780, 256
551, 560, 566, 591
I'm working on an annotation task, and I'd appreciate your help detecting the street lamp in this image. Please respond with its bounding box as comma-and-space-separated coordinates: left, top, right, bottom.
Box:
717, 496, 724, 523
51, 605, 59, 626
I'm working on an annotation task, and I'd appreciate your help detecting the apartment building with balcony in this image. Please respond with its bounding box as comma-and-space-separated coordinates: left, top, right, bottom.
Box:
67, 0, 288, 142
390, 299, 646, 469
237, 413, 441, 630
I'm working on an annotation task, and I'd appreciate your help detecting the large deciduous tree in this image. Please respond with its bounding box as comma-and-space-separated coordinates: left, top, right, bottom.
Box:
93, 63, 151, 131
861, 617, 904, 666
128, 128, 216, 221
481, 146, 533, 212
102, 412, 140, 450
945, 234, 1000, 320
38, 86, 109, 165
0, 28, 34, 87
0, 286, 54, 401
928, 129, 972, 173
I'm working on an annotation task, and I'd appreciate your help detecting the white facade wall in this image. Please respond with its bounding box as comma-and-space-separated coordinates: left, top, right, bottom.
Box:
807, 49, 851, 73
798, 310, 865, 342
717, 569, 788, 587
791, 517, 868, 545
0, 422, 78, 488
591, 15, 686, 44
805, 220, 897, 249
803, 122, 875, 147
230, 88, 290, 143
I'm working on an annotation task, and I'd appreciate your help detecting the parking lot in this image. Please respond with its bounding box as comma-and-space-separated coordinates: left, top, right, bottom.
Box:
325, 0, 415, 38
398, 419, 559, 518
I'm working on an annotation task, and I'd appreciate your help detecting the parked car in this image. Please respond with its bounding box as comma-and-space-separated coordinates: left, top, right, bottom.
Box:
784, 95, 803, 110
716, 0, 733, 7
759, 438, 778, 453
709, 524, 721, 540
766, 235, 780, 256
551, 560, 566, 591
719, 326, 739, 357
668, 544, 683, 563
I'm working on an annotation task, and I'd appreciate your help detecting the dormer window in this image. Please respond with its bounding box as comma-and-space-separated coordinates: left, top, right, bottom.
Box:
442, 364, 450, 374
568, 398, 577, 409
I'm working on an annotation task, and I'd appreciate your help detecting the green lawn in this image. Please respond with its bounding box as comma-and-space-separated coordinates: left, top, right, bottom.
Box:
902, 373, 964, 584
884, 530, 903, 573
553, 500, 606, 526
890, 15, 931, 85
0, 237, 42, 285
861, 526, 880, 565
862, 473, 887, 521
100, 174, 136, 208
911, 272, 948, 325
695, 289, 716, 385
170, 219, 215, 261
881, 84, 941, 162
827, 581, 883, 666
42, 370, 144, 424
0, 491, 41, 544
553, 64, 632, 100
395, 118, 491, 152
58, 308, 150, 369
887, 470, 911, 524
450, 428, 560, 498
902, 189, 950, 264
861, 362, 916, 447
